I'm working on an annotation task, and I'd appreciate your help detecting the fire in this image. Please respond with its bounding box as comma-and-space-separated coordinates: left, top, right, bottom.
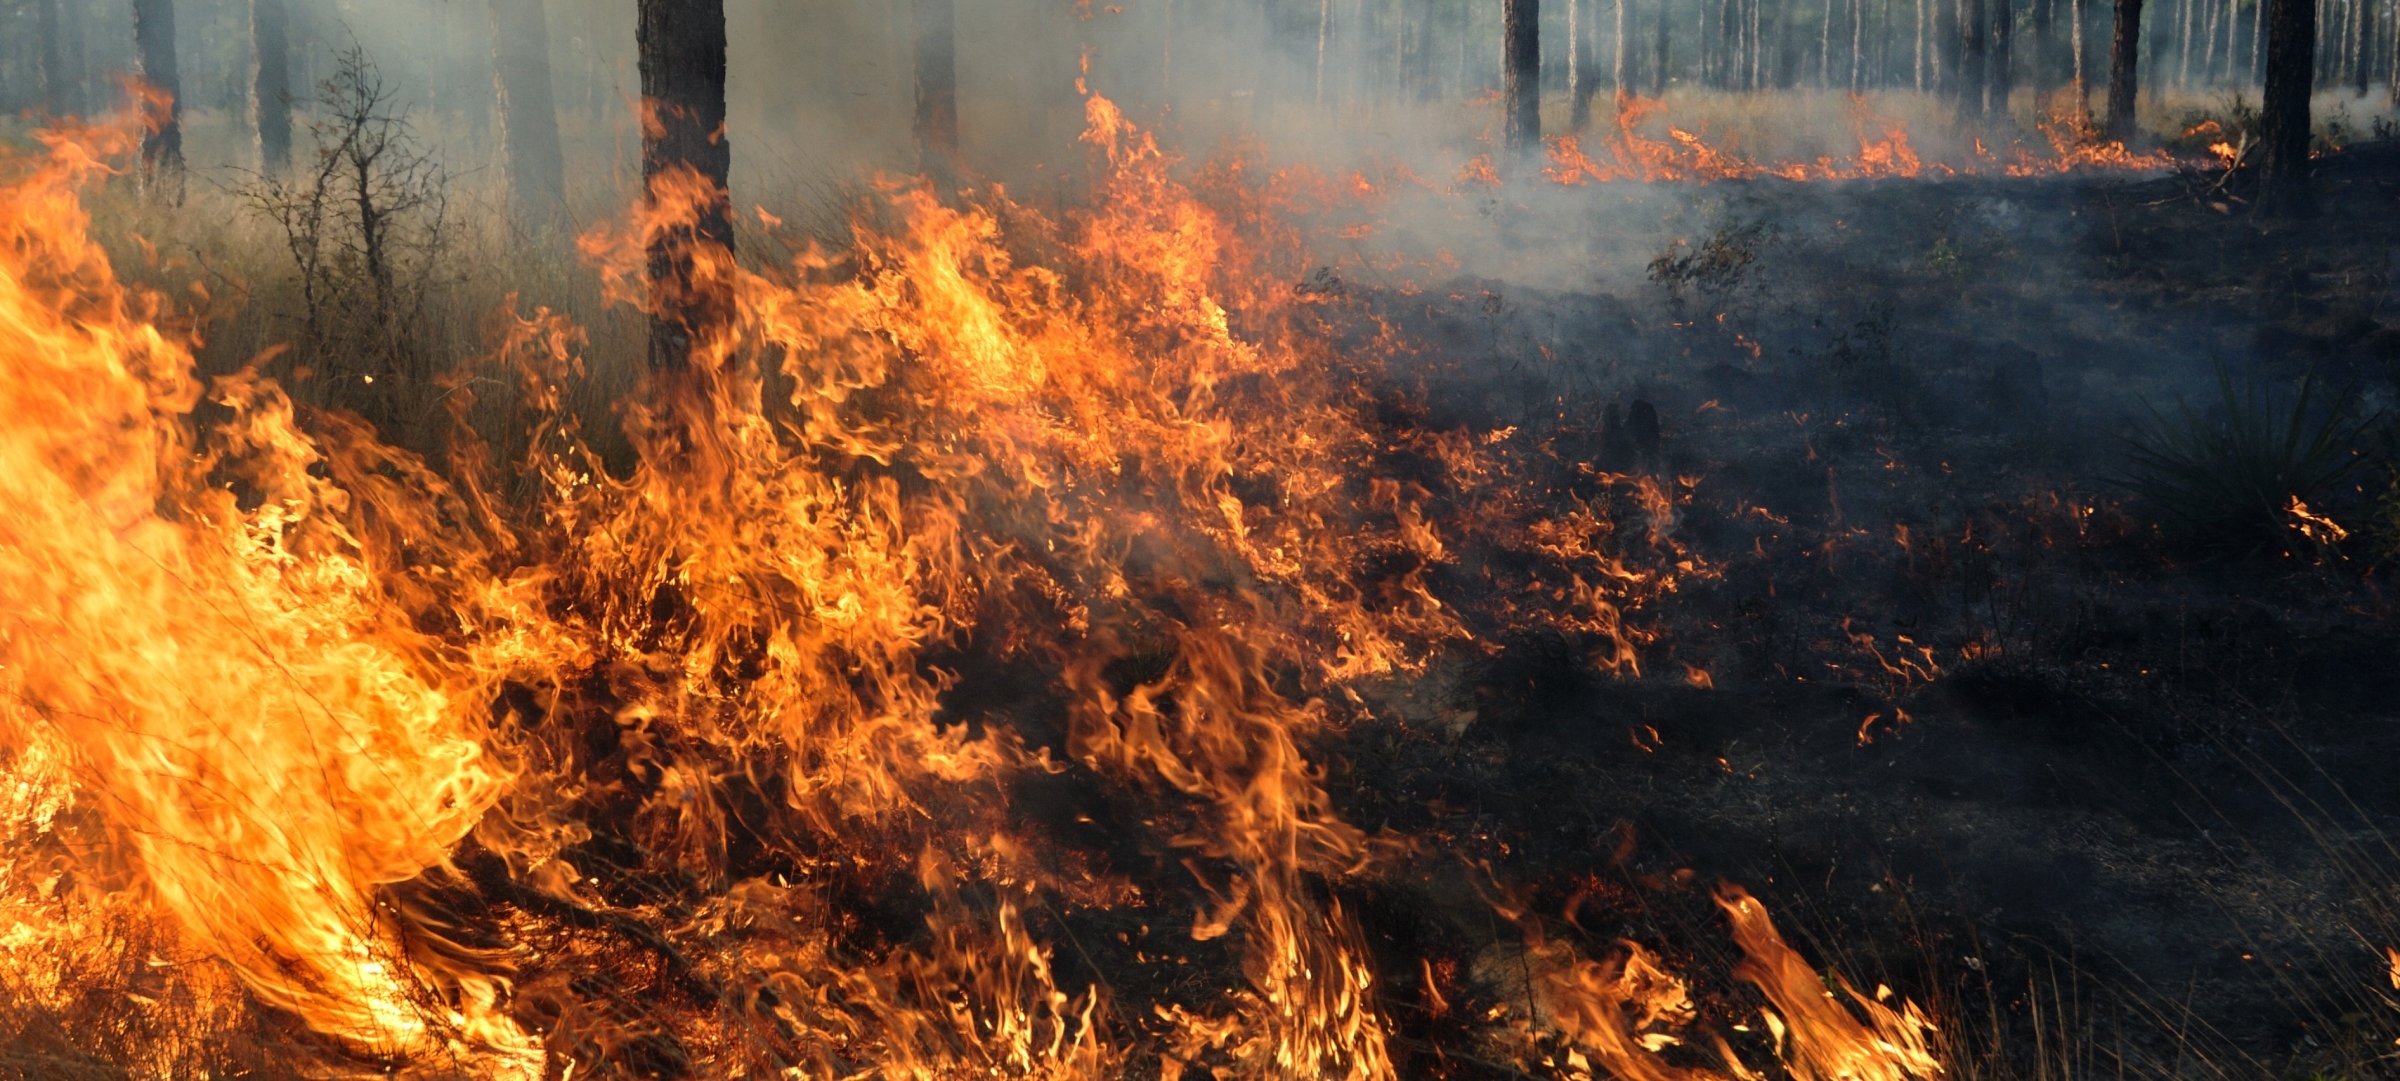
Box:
2287, 495, 2350, 548
0, 112, 540, 1063
1544, 95, 2174, 186
0, 95, 1957, 1078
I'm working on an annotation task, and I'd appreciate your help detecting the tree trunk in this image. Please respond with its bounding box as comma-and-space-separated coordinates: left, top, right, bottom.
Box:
1315, 0, 1333, 104
1993, 0, 2016, 114
1504, 0, 1541, 155
2257, 0, 2317, 214
1961, 0, 1990, 115
1654, 0, 1671, 92
490, 0, 568, 231
912, 0, 958, 167
637, 0, 733, 372
1574, 0, 1605, 126
1918, 0, 1930, 86
2253, 0, 2265, 81
2032, 0, 2056, 92
1937, 0, 1959, 92
1822, 0, 1838, 82
2074, 0, 2088, 102
1853, 0, 1868, 89
133, 0, 183, 187
2355, 0, 2374, 93
1613, 0, 1629, 95
1567, 0, 1581, 118
251, 0, 290, 173
1758, 0, 1769, 87
2200, 0, 2220, 79
2106, 0, 2144, 138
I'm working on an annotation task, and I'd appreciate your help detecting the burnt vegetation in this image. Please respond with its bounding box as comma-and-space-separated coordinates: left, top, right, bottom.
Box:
3, 1, 2400, 1080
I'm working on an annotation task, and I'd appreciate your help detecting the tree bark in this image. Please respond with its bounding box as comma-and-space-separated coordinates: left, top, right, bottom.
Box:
251, 0, 290, 173
2257, 0, 2317, 215
1567, 0, 1581, 117
490, 0, 569, 232
1993, 0, 2016, 114
2074, 0, 2088, 102
2355, 0, 2374, 93
1655, 0, 1672, 93
1961, 0, 1990, 115
1574, 0, 1605, 127
2106, 0, 2144, 138
1823, 0, 1839, 82
133, 0, 183, 186
912, 0, 958, 167
637, 0, 733, 372
1315, 0, 1333, 104
1613, 0, 1629, 95
1504, 0, 1541, 156
1853, 0, 1868, 89
1918, 0, 1930, 87
2031, 0, 2056, 92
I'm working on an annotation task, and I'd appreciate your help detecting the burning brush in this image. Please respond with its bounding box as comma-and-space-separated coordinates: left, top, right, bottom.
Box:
0, 100, 1953, 1080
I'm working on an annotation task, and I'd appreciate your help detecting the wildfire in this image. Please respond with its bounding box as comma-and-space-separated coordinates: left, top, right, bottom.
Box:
0, 96, 1951, 1079
2287, 495, 2350, 548
1544, 95, 2174, 186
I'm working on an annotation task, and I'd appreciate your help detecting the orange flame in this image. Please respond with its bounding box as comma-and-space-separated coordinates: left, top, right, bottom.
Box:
0, 93, 1958, 1079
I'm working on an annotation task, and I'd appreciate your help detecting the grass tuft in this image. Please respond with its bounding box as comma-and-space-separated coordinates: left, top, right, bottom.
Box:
2121, 367, 2378, 557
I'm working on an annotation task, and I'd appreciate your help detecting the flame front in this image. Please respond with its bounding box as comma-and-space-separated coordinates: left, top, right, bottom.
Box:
1545, 96, 2173, 185
0, 116, 533, 1060
0, 96, 1955, 1080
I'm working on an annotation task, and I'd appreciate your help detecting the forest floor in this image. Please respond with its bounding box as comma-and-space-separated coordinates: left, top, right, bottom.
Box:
13, 100, 2400, 1079
1303, 141, 2400, 1077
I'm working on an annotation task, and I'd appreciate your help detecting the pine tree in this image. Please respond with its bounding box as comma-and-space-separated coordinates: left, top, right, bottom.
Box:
637, 0, 733, 371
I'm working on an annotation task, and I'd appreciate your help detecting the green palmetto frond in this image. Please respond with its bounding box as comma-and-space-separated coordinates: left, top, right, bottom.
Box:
2121, 366, 2379, 556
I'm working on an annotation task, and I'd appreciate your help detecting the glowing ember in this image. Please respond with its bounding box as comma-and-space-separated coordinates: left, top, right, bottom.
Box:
2287, 496, 2350, 548
1544, 95, 2176, 186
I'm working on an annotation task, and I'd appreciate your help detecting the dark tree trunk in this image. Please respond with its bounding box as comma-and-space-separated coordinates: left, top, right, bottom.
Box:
133, 0, 184, 186
2107, 0, 2145, 138
1573, 0, 1602, 128
2355, 0, 2375, 94
913, 0, 959, 167
2257, 0, 2317, 214
1504, 0, 1541, 156
1937, 0, 1962, 93
1655, 0, 1671, 94
251, 0, 290, 173
637, 0, 733, 372
1993, 0, 2016, 113
1961, 0, 1990, 115
490, 0, 569, 231
2032, 0, 2056, 91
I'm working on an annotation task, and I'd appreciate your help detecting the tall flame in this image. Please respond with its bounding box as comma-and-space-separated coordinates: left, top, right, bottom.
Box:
0, 94, 1956, 1079
0, 114, 535, 1060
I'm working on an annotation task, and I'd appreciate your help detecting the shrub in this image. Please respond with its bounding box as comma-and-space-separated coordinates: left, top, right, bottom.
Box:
2121, 367, 2378, 557
235, 44, 453, 424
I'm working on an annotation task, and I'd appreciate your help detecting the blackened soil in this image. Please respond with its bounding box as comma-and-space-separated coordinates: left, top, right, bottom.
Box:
1328, 143, 2400, 1078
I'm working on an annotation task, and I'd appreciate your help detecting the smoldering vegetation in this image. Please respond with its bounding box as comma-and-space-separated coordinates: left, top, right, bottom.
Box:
3, 0, 2400, 1079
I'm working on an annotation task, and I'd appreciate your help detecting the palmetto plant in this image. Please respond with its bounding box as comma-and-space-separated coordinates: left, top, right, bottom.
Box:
2122, 367, 2379, 556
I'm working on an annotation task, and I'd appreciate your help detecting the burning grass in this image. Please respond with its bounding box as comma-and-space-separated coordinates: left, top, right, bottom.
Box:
2, 86, 2399, 1081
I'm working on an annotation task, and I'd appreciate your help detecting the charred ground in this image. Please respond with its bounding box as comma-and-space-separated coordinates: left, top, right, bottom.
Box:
1292, 143, 2400, 1077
